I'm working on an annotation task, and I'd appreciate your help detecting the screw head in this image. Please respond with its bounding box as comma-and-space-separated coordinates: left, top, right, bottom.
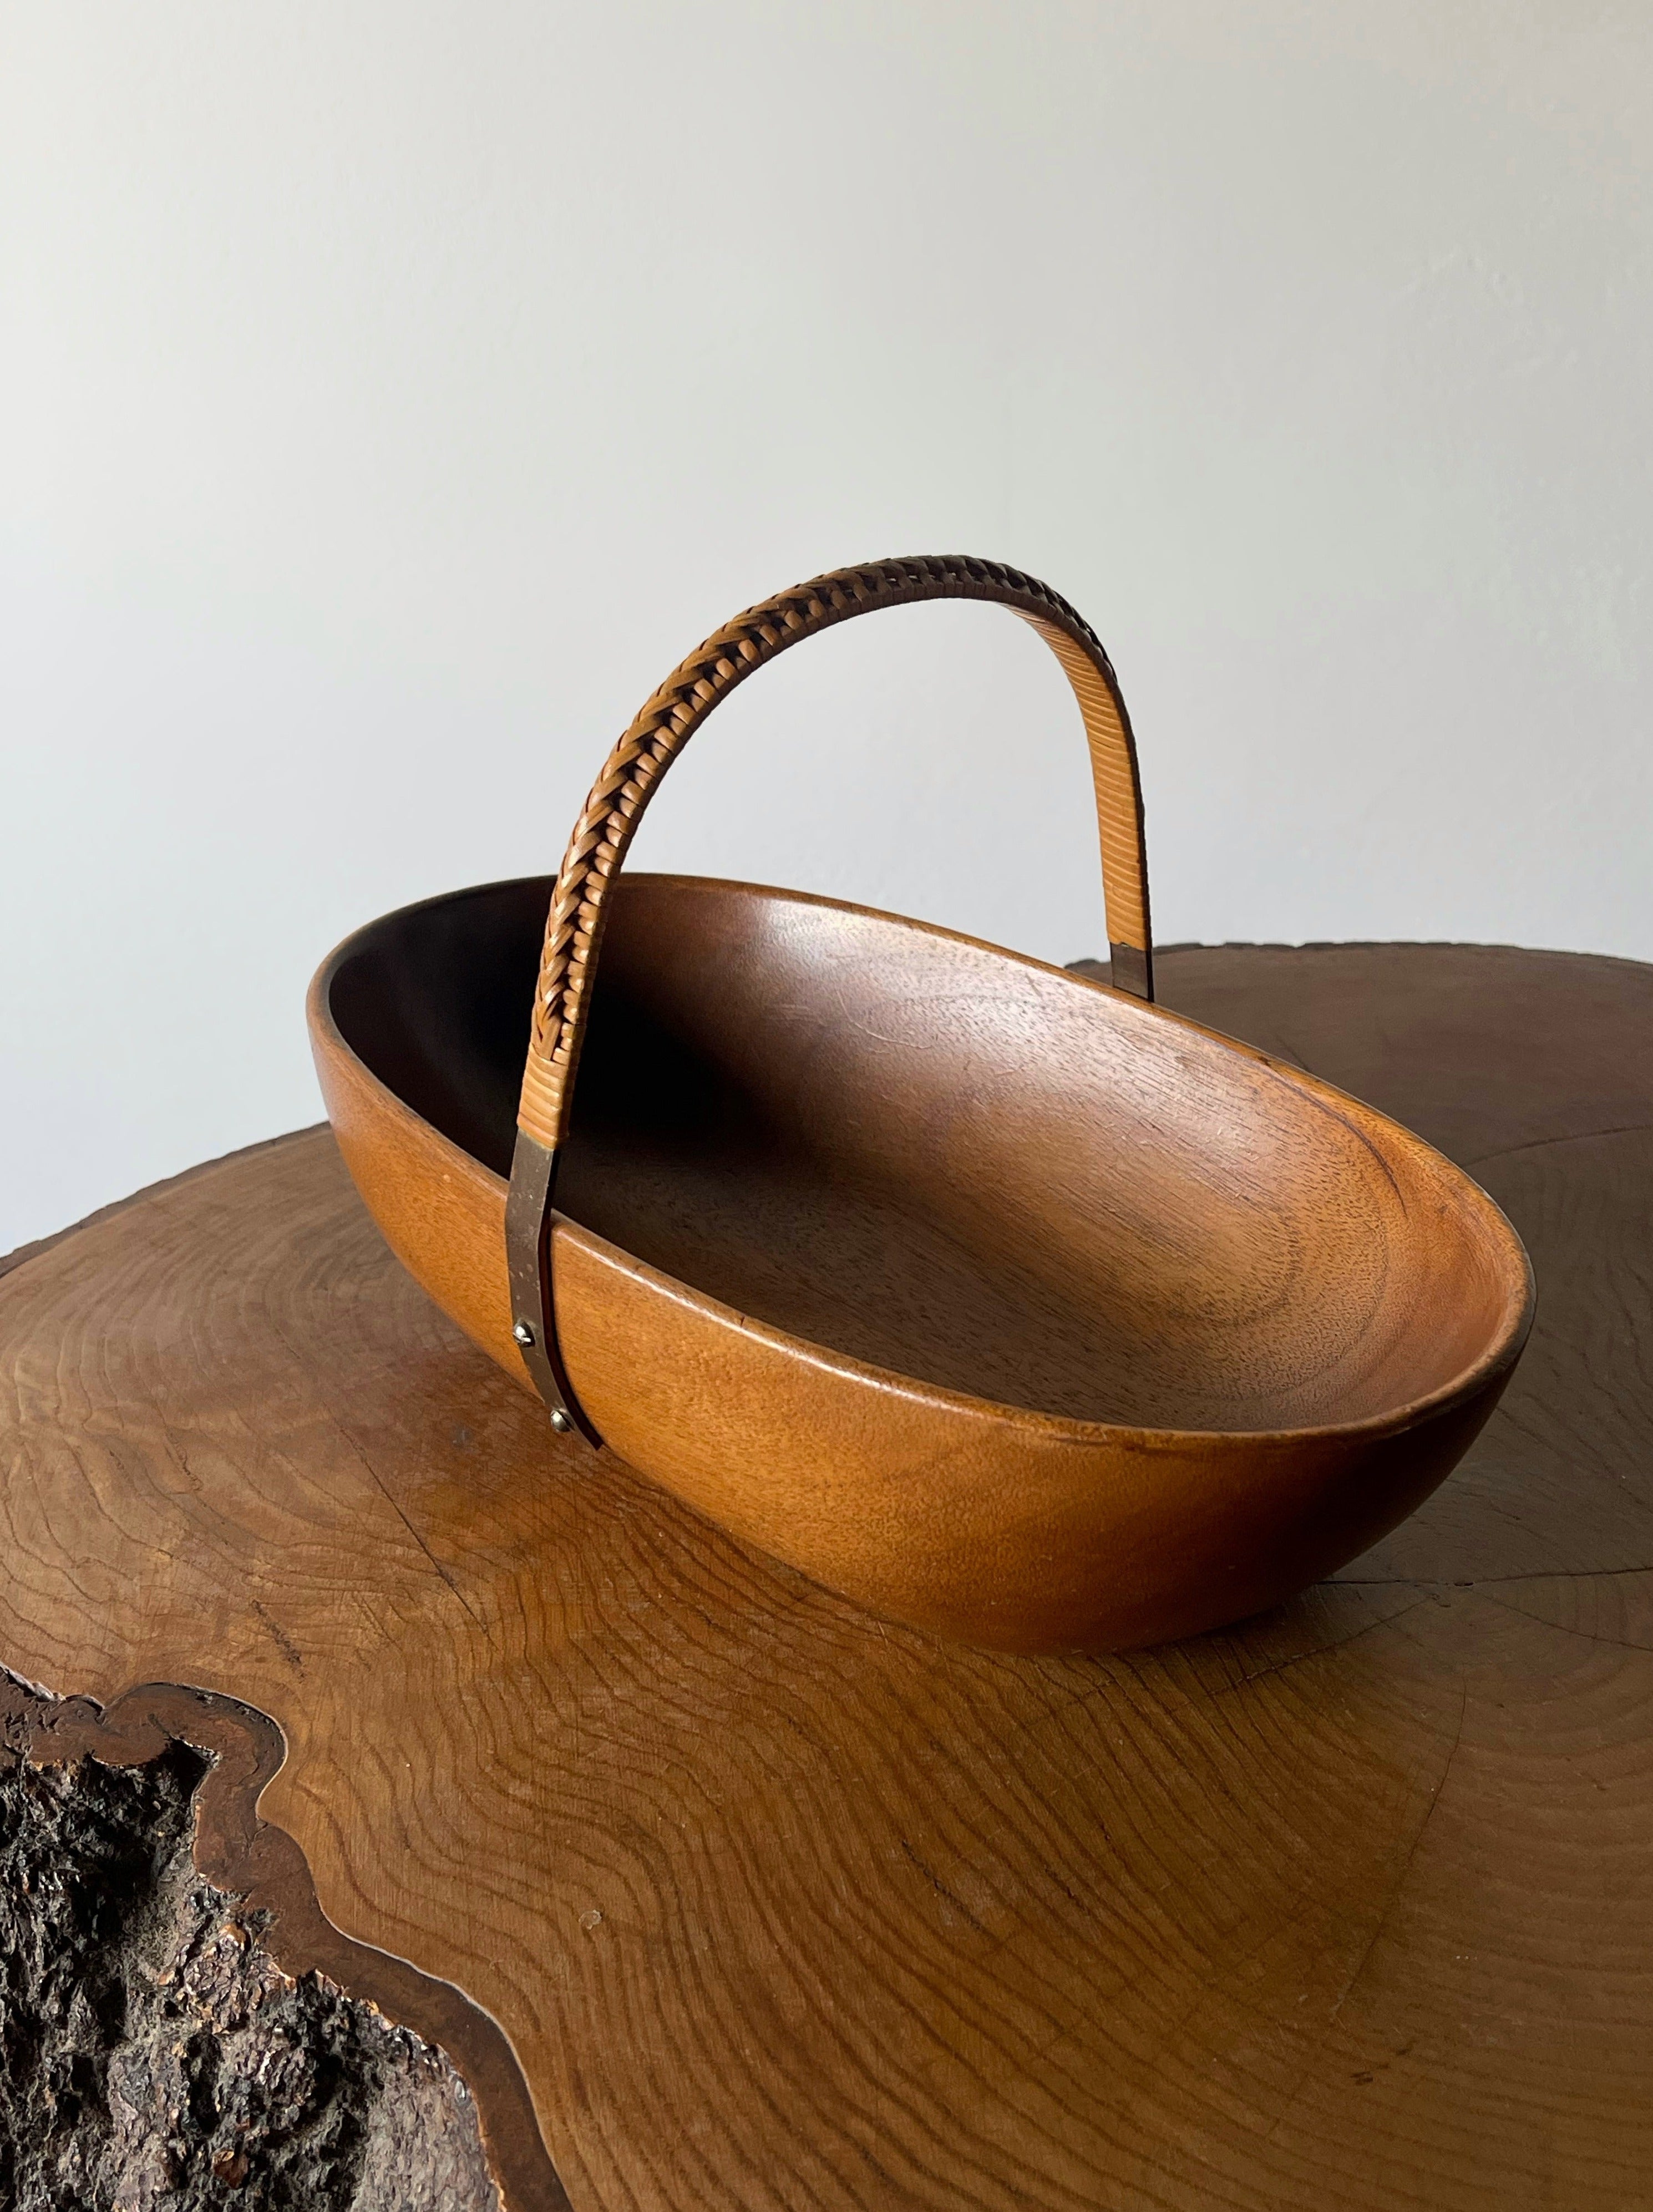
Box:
512, 1320, 535, 1348
549, 1408, 572, 1434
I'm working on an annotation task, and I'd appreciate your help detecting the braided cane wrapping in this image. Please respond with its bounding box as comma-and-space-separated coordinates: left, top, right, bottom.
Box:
518, 555, 1152, 1151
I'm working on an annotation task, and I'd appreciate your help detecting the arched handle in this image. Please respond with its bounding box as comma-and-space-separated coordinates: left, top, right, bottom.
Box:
506, 554, 1153, 1444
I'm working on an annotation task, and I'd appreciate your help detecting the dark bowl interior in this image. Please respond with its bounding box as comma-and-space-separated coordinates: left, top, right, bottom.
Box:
327, 874, 1518, 1433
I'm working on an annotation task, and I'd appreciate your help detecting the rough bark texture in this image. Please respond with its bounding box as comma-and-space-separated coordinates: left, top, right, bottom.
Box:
0, 1704, 498, 2212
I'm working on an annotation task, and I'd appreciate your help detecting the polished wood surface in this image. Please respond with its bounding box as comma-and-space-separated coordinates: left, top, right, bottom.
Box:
5, 942, 1649, 2210
313, 875, 1530, 1651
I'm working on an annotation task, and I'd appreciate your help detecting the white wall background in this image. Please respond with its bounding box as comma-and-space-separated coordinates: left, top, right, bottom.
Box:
2, 1, 1649, 1254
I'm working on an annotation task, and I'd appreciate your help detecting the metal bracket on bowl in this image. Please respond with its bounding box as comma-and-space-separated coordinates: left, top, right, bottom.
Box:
1108, 940, 1154, 1001
505, 1132, 605, 1451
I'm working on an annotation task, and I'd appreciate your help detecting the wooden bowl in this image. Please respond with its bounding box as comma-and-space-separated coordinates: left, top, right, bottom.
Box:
309, 559, 1532, 1653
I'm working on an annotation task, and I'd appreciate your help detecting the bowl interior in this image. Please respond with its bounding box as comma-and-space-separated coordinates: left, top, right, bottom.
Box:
326, 874, 1524, 1432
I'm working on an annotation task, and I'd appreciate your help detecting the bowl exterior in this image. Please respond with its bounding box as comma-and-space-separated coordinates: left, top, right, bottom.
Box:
310, 953, 1524, 1656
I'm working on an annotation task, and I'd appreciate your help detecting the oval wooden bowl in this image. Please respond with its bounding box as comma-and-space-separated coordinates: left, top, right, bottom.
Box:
309, 559, 1533, 1654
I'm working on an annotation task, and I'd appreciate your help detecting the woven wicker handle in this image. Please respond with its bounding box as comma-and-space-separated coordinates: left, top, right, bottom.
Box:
518, 555, 1152, 1155
506, 555, 1153, 1442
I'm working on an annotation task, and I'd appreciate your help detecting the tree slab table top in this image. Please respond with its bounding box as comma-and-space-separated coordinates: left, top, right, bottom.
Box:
2, 942, 1650, 2211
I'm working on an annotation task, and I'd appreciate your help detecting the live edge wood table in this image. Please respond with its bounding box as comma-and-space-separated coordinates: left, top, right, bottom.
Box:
3, 943, 1651, 2212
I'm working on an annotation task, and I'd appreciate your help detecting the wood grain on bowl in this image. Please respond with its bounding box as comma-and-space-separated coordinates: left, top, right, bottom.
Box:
310, 557, 1532, 1651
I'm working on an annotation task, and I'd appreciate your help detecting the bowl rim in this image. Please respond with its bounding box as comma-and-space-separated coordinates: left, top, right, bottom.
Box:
312, 870, 1537, 1452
